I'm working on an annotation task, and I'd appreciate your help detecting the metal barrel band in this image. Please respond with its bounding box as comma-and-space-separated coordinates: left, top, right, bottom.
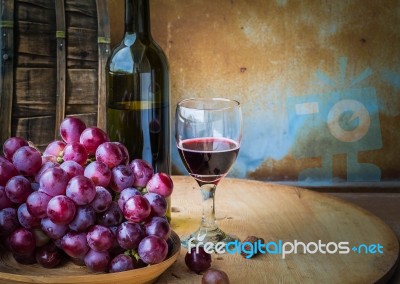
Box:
98, 37, 111, 44
56, 31, 66, 38
0, 21, 13, 28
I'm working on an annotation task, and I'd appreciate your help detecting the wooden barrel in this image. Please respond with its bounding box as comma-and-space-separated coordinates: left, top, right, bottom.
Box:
0, 0, 110, 149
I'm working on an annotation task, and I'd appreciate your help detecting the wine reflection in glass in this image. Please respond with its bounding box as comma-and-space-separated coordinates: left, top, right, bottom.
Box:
175, 98, 242, 247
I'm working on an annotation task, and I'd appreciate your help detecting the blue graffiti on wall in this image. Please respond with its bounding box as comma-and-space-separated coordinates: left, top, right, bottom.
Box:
287, 57, 383, 182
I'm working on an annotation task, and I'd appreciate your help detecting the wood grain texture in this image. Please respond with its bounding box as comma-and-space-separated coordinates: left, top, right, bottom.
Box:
327, 192, 400, 284
156, 177, 399, 283
1, 0, 108, 148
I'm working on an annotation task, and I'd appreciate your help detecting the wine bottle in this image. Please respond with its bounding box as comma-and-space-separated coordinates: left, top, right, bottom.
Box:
106, 0, 171, 220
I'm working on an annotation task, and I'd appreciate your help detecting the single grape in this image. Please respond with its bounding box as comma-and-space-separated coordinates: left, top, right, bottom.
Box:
69, 205, 96, 232
12, 146, 42, 176
108, 253, 147, 272
35, 161, 59, 183
0, 186, 13, 209
90, 186, 112, 213
17, 203, 40, 229
60, 117, 86, 144
95, 142, 122, 169
110, 165, 134, 193
84, 249, 110, 272
43, 140, 66, 157
144, 216, 171, 240
61, 231, 89, 259
63, 142, 88, 166
185, 247, 212, 274
146, 172, 174, 198
8, 227, 36, 255
39, 167, 69, 196
138, 235, 168, 265
202, 269, 230, 284
47, 195, 76, 225
60, 160, 84, 180
144, 192, 167, 218
123, 195, 151, 223
116, 221, 145, 250
114, 142, 129, 166
0, 208, 19, 236
97, 201, 123, 227
66, 175, 96, 205
109, 254, 134, 273
35, 241, 63, 268
117, 187, 141, 211
130, 159, 154, 188
26, 191, 52, 218
79, 127, 110, 155
0, 160, 18, 186
3, 137, 28, 161
87, 224, 113, 252
41, 217, 69, 239
5, 175, 32, 204
84, 161, 111, 187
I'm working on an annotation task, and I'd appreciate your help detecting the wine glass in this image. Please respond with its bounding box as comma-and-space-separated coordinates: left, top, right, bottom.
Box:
175, 98, 242, 247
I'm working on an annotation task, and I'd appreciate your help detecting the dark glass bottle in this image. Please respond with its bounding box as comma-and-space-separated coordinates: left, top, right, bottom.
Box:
106, 0, 171, 218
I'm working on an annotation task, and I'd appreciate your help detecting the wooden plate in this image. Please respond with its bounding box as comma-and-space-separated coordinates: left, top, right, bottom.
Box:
0, 231, 180, 284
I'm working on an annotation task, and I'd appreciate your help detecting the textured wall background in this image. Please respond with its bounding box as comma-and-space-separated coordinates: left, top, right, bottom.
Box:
108, 0, 400, 185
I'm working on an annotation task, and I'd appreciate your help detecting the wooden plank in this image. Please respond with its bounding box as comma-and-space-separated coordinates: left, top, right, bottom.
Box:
15, 22, 56, 61
66, 69, 97, 104
65, 105, 97, 115
12, 116, 55, 146
65, 0, 97, 17
66, 11, 97, 28
18, 0, 54, 9
55, 0, 66, 139
13, 67, 56, 117
15, 68, 56, 104
17, 1, 54, 24
66, 27, 98, 66
0, 0, 14, 145
12, 104, 55, 118
96, 0, 111, 130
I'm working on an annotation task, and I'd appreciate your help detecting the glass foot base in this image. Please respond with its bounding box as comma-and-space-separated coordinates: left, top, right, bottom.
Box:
180, 227, 240, 250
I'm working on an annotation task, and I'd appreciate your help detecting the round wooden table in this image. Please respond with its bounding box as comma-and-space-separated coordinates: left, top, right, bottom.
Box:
156, 176, 399, 283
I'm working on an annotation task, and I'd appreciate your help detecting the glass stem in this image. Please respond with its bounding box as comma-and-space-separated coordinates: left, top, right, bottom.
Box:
200, 184, 218, 230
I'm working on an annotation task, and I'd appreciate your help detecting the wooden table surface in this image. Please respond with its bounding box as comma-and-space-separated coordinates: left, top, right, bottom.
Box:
156, 176, 400, 284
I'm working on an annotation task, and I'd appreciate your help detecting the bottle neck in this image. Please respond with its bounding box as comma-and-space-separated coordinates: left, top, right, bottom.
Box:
125, 0, 151, 37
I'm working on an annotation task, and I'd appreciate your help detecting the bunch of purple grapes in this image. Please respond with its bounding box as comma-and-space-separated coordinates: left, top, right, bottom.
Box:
0, 117, 174, 273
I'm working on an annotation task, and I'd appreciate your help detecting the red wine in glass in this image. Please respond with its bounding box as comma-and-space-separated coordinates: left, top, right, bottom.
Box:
175, 98, 242, 246
177, 137, 239, 186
